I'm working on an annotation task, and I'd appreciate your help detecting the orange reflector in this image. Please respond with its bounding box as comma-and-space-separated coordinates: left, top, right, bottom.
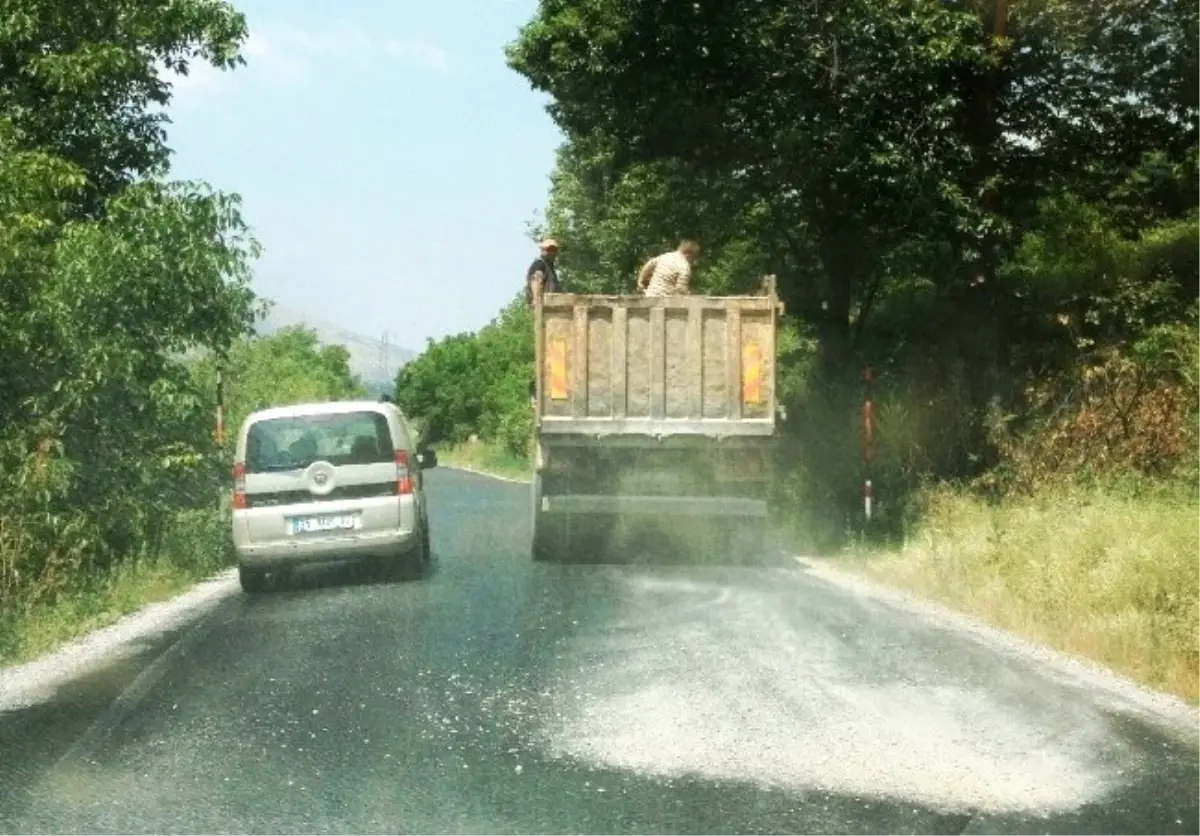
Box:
547, 337, 569, 400
742, 340, 765, 405
232, 461, 247, 509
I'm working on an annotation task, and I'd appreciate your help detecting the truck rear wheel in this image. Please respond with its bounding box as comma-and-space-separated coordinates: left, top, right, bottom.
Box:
532, 507, 570, 562
531, 472, 559, 562
726, 520, 767, 564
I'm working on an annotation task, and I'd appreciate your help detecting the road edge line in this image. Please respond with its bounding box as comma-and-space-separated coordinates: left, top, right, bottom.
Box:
0, 569, 239, 712
441, 464, 531, 484
52, 607, 222, 768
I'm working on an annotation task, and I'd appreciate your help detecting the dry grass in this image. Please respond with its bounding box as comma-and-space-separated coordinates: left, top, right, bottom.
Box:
852, 482, 1199, 702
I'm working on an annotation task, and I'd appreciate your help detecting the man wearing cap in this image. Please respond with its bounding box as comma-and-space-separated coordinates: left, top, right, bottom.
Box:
525, 238, 561, 304
526, 238, 561, 406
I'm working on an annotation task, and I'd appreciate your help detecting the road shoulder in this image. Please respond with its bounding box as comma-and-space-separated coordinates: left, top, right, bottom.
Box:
795, 556, 1199, 744
0, 569, 237, 711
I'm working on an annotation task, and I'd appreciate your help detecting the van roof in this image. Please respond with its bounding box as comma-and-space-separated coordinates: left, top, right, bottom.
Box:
244, 400, 399, 424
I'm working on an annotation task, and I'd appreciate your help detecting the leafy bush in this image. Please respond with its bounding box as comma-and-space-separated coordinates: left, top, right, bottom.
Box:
191, 324, 368, 442
395, 297, 534, 457
0, 0, 389, 662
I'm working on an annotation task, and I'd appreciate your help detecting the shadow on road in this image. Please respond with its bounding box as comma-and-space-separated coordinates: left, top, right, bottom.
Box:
0, 625, 191, 830
544, 514, 794, 569
248, 554, 439, 596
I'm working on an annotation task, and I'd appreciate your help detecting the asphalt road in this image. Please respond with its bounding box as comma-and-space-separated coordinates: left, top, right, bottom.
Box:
0, 469, 1196, 835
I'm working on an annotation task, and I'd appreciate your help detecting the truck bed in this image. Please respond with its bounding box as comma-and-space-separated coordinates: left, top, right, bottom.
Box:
534, 284, 781, 438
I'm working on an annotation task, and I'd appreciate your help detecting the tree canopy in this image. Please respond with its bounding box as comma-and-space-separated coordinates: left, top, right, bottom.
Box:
193, 326, 368, 444
0, 0, 248, 213
507, 0, 1197, 383
395, 299, 534, 458
0, 0, 357, 624
388, 0, 1198, 535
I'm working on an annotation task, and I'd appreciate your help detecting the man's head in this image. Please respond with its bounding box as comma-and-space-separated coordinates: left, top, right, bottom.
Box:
539, 237, 560, 262
678, 239, 700, 262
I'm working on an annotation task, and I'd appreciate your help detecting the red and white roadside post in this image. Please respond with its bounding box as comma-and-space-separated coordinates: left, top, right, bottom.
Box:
215, 366, 226, 448
862, 365, 874, 522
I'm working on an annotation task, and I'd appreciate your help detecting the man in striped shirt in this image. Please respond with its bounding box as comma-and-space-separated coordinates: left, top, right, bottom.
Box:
637, 239, 699, 297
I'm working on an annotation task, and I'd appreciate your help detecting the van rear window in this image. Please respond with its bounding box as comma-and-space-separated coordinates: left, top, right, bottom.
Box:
245, 411, 395, 473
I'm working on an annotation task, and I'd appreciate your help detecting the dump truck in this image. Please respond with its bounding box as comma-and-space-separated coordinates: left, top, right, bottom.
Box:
530, 277, 784, 562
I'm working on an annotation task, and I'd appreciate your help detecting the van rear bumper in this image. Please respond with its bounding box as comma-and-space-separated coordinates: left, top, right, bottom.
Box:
234, 527, 418, 569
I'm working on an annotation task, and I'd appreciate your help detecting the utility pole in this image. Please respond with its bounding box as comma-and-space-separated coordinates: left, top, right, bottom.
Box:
215, 364, 226, 449
381, 329, 390, 382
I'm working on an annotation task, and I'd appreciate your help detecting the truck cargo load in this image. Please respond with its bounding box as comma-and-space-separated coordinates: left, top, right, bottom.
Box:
530, 277, 784, 563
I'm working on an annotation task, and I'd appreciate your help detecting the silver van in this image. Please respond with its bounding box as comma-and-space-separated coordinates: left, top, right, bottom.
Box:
230, 400, 437, 593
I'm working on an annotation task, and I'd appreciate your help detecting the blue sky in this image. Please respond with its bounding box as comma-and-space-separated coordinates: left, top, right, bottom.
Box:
164, 0, 562, 352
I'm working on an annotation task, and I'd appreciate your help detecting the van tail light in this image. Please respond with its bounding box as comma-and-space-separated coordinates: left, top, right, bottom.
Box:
232, 461, 248, 509
395, 450, 414, 495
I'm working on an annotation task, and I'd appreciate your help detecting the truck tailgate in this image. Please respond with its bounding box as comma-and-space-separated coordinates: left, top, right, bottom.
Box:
535, 289, 781, 437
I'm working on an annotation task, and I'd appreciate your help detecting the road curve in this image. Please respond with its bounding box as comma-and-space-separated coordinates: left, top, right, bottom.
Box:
0, 468, 1196, 835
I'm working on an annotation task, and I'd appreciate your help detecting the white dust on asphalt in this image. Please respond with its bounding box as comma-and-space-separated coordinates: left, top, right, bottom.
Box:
795, 556, 1200, 742
533, 568, 1189, 817
0, 570, 238, 712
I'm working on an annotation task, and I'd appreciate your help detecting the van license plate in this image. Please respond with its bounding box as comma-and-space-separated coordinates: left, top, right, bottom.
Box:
290, 515, 361, 535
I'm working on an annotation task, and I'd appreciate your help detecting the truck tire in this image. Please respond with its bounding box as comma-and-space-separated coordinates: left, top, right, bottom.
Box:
532, 507, 568, 562
730, 521, 767, 565
531, 471, 560, 562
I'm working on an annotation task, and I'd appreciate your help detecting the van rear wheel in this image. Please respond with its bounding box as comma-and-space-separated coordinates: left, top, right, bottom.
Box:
385, 520, 431, 581
415, 517, 432, 572
239, 564, 269, 594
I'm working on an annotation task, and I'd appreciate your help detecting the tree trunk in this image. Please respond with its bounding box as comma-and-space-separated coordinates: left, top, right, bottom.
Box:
816, 227, 858, 384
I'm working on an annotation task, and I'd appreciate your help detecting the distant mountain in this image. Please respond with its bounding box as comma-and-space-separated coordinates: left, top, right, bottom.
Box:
257, 301, 418, 397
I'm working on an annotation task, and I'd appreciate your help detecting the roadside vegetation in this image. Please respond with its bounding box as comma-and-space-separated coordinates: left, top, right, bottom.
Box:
397, 0, 1199, 700
437, 440, 532, 483
0, 2, 364, 665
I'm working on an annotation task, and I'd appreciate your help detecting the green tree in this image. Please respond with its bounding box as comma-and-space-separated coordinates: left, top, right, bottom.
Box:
507, 0, 1197, 389
0, 124, 261, 562
508, 0, 987, 376
0, 0, 260, 615
538, 138, 772, 296
505, 0, 1199, 531
475, 301, 535, 457
193, 325, 369, 444
394, 298, 536, 458
394, 332, 485, 447
0, 0, 248, 215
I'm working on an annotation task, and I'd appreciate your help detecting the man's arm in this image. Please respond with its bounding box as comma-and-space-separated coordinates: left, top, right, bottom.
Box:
636, 257, 657, 292
527, 259, 546, 298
